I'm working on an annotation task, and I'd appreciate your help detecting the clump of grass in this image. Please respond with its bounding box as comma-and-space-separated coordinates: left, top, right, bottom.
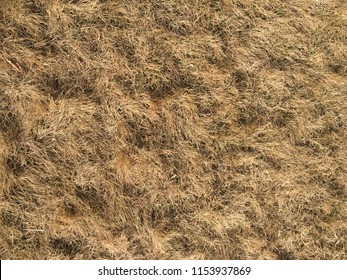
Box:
0, 0, 346, 259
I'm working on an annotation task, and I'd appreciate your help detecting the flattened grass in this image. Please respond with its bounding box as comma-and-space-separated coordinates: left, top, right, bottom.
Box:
0, 0, 346, 259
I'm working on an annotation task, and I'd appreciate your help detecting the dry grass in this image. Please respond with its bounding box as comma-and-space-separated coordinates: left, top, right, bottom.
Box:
0, 0, 347, 260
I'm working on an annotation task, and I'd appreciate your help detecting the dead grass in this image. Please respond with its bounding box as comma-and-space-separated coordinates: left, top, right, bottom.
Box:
0, 0, 346, 259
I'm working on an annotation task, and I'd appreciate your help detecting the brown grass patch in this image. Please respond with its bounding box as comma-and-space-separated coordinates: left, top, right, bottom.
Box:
0, 0, 346, 259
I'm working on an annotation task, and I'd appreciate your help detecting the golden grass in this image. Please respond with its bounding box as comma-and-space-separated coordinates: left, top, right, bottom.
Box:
0, 0, 346, 259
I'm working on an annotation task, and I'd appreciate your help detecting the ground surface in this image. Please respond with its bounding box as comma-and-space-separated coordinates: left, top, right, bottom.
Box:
0, 0, 347, 259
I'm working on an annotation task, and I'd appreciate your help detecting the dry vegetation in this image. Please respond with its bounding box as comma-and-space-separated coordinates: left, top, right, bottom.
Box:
1, 0, 347, 260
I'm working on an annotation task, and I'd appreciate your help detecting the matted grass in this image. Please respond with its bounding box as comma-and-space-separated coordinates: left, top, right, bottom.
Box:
0, 0, 346, 259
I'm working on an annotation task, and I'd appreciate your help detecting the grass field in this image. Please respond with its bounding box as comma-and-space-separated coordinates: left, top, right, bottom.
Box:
0, 0, 346, 259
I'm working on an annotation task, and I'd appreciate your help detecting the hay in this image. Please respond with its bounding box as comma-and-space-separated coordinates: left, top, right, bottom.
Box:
0, 0, 346, 259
